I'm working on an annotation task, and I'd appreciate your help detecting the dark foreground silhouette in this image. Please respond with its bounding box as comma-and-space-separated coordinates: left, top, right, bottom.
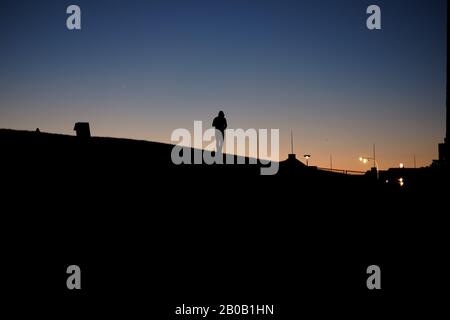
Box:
1, 128, 448, 317
1, 128, 446, 191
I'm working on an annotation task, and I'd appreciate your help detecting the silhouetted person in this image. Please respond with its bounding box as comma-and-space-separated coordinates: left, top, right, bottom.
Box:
212, 111, 227, 153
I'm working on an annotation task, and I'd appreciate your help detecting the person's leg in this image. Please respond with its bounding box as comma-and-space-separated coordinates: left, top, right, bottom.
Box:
220, 130, 225, 154
215, 131, 223, 153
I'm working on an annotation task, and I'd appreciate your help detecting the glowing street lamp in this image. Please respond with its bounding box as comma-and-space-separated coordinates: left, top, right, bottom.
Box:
304, 154, 311, 166
359, 144, 379, 178
399, 163, 404, 169
359, 155, 379, 179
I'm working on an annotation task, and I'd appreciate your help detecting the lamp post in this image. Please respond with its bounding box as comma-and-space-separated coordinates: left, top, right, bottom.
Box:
304, 154, 311, 166
359, 156, 379, 180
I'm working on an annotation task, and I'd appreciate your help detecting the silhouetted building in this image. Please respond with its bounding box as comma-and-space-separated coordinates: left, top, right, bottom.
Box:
435, 3, 449, 166
74, 122, 91, 138
438, 142, 449, 162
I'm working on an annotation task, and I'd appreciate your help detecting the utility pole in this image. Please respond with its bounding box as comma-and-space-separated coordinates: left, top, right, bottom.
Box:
373, 143, 376, 169
290, 130, 294, 155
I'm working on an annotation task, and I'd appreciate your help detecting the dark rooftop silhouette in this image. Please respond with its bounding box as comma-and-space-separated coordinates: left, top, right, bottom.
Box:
1, 127, 446, 195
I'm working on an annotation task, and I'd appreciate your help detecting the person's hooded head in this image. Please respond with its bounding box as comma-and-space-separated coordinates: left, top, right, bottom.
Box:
218, 111, 225, 118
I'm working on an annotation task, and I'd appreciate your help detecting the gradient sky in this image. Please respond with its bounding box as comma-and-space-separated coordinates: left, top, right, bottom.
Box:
0, 0, 447, 170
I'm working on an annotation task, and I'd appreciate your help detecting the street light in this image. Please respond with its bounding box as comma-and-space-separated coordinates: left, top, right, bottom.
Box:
399, 163, 404, 169
359, 155, 379, 180
304, 154, 311, 166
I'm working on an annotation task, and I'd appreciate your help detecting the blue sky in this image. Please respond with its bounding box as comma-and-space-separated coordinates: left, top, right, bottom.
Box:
0, 0, 447, 169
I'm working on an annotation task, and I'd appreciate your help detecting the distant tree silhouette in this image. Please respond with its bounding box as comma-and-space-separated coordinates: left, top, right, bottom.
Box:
212, 111, 227, 154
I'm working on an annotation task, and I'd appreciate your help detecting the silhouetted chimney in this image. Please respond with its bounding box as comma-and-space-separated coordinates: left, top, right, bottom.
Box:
74, 122, 91, 138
